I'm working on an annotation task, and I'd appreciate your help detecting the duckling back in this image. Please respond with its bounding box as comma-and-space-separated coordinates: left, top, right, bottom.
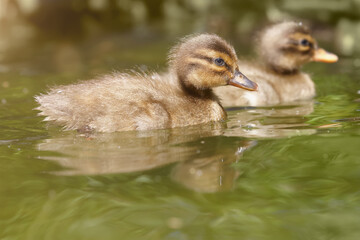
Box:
36, 73, 163, 132
36, 72, 227, 132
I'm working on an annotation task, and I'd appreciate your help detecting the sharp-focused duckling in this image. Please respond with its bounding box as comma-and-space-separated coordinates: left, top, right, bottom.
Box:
35, 34, 257, 132
214, 22, 338, 107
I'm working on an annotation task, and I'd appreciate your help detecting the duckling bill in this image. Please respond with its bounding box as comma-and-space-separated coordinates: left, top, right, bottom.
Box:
35, 34, 257, 132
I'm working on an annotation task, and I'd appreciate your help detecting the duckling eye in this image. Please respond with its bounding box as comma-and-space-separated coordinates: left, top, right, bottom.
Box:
214, 58, 225, 66
300, 39, 310, 46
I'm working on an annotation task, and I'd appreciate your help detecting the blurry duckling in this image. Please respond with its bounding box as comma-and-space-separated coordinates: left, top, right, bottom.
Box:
35, 34, 257, 132
214, 21, 338, 107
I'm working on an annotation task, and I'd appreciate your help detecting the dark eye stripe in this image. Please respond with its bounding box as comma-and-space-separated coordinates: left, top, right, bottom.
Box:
282, 38, 315, 55
288, 39, 314, 48
187, 62, 203, 69
193, 54, 232, 71
189, 59, 228, 72
193, 54, 213, 63
288, 39, 300, 45
189, 56, 229, 71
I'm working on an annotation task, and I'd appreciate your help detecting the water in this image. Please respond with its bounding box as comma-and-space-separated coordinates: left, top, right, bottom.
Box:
1, 36, 360, 240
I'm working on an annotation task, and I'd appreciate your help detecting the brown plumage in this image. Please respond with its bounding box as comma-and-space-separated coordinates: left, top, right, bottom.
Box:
35, 34, 257, 133
214, 22, 338, 107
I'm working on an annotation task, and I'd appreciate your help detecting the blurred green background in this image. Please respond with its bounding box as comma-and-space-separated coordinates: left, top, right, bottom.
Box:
1, 1, 360, 240
1, 0, 360, 75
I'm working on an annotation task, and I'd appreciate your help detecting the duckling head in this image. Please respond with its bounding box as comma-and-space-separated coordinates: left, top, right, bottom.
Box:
169, 34, 257, 95
258, 22, 338, 74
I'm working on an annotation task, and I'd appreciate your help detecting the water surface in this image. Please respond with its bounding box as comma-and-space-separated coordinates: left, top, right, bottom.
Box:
0, 36, 360, 240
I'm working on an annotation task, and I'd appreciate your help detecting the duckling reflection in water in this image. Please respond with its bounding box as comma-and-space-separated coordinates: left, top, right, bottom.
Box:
35, 34, 257, 133
37, 129, 255, 193
171, 140, 256, 193
37, 124, 225, 175
214, 22, 338, 107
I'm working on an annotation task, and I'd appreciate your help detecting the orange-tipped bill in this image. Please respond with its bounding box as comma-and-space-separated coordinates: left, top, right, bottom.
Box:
312, 48, 338, 63
229, 70, 258, 91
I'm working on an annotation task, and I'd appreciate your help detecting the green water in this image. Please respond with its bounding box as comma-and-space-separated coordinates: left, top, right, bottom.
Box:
1, 37, 360, 240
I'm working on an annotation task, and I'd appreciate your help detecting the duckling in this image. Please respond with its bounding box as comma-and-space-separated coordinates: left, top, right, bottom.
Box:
214, 22, 338, 107
35, 34, 257, 133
